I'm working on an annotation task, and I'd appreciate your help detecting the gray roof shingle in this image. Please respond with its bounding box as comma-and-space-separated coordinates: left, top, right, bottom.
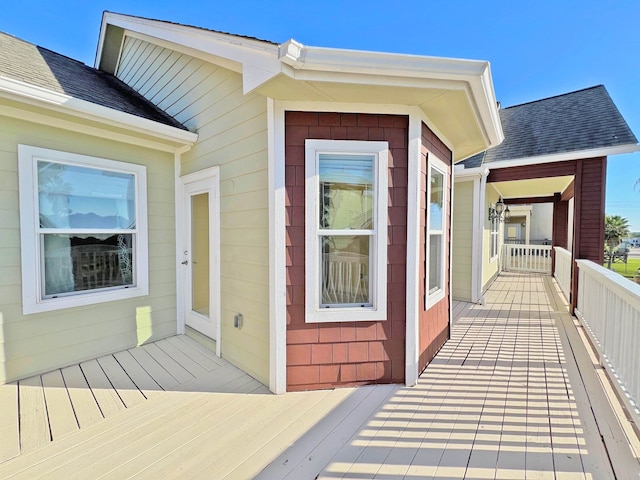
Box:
0, 31, 187, 130
462, 85, 638, 168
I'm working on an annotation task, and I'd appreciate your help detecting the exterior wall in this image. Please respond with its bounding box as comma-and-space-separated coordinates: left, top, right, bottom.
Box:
418, 124, 452, 371
482, 186, 502, 291
285, 112, 407, 391
116, 36, 270, 384
451, 180, 474, 301
0, 115, 176, 384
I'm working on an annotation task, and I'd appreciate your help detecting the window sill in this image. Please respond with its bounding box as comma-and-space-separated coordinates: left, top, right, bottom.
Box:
305, 306, 387, 323
426, 288, 445, 310
22, 285, 149, 315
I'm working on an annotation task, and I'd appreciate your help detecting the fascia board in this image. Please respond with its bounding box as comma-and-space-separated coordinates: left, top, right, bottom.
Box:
279, 41, 504, 151
454, 166, 489, 181
484, 144, 640, 170
0, 77, 198, 146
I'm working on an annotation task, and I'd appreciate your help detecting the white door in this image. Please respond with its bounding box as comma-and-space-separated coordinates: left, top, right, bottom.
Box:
181, 168, 220, 351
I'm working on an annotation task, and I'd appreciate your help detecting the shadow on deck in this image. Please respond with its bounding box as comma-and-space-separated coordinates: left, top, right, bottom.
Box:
1, 274, 638, 479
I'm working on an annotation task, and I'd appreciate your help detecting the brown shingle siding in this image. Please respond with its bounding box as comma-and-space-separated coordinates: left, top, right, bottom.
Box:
285, 112, 408, 391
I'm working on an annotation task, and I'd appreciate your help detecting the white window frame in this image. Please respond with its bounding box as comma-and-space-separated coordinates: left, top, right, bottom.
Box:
304, 140, 388, 323
425, 156, 448, 309
18, 145, 149, 314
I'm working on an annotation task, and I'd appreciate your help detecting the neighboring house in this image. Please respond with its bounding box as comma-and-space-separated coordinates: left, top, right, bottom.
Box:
0, 12, 504, 393
452, 85, 639, 308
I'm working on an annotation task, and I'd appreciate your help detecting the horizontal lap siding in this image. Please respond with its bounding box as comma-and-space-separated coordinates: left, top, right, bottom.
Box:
418, 124, 452, 372
0, 116, 176, 384
117, 37, 270, 384
285, 112, 407, 391
452, 181, 474, 301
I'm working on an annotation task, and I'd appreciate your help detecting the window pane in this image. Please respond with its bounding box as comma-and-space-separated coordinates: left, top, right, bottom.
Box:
429, 234, 442, 293
321, 235, 370, 306
43, 233, 134, 296
430, 168, 444, 231
319, 154, 374, 230
38, 161, 136, 229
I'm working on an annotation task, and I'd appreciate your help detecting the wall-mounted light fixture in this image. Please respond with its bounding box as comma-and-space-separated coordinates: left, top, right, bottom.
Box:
488, 196, 511, 222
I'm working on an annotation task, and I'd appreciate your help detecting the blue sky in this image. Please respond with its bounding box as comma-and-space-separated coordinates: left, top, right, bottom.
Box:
2, 1, 639, 231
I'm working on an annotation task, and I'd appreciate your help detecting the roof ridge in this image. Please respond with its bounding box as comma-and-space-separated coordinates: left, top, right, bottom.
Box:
502, 85, 605, 110
103, 10, 279, 45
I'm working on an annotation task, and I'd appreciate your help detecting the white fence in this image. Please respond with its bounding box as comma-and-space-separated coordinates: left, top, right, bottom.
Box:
575, 260, 640, 427
503, 244, 552, 274
553, 247, 572, 301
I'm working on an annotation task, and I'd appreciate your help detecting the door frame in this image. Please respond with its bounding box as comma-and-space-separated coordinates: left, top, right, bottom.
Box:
178, 166, 221, 357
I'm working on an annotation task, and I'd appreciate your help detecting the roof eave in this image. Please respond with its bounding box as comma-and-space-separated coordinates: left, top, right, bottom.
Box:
483, 144, 640, 170
0, 76, 198, 148
278, 40, 504, 153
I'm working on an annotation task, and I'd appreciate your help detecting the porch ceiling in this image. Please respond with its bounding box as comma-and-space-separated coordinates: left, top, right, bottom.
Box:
492, 175, 574, 199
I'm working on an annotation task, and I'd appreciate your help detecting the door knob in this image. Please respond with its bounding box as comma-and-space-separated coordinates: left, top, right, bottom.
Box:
181, 260, 189, 265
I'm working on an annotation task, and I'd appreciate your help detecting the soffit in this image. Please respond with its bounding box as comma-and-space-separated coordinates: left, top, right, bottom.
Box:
493, 175, 574, 199
255, 75, 488, 161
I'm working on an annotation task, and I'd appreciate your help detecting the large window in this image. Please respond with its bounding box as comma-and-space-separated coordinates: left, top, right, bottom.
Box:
426, 157, 448, 308
305, 140, 388, 323
19, 145, 148, 314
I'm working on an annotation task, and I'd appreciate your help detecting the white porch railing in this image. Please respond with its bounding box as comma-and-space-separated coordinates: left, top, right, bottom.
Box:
554, 247, 572, 301
503, 244, 552, 274
575, 260, 640, 427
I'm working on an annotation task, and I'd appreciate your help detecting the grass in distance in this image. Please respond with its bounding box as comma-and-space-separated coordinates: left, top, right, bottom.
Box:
605, 256, 640, 279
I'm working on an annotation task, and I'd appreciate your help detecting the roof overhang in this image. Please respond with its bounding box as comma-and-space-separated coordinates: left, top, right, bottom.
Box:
97, 12, 504, 161
0, 76, 198, 153
491, 176, 574, 199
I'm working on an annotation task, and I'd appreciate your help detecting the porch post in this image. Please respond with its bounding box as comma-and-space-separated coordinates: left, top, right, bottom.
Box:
570, 157, 607, 313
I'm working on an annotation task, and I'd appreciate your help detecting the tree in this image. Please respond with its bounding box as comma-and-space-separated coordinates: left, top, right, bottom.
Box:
605, 214, 630, 269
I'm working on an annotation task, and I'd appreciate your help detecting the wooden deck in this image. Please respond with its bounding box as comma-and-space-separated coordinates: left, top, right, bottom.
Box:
0, 273, 638, 479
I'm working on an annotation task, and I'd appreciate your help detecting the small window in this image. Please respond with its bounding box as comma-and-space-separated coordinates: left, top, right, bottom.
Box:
305, 140, 388, 323
18, 145, 148, 314
425, 157, 448, 308
490, 213, 499, 260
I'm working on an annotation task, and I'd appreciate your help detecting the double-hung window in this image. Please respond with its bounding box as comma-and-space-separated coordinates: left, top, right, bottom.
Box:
305, 140, 388, 323
426, 156, 448, 308
18, 145, 148, 314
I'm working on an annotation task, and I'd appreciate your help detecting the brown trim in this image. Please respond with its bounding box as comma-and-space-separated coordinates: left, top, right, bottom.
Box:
487, 160, 577, 183
504, 196, 555, 205
561, 180, 575, 201
570, 161, 583, 313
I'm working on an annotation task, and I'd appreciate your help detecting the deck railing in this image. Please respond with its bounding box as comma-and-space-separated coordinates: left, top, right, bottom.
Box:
575, 259, 640, 427
553, 247, 572, 301
503, 244, 552, 274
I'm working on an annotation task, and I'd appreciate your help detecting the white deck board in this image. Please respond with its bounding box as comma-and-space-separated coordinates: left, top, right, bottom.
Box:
111, 350, 163, 398
0, 382, 19, 463
141, 342, 194, 384
166, 335, 220, 371
18, 376, 50, 453
60, 364, 104, 428
153, 338, 208, 377
96, 355, 146, 408
41, 370, 78, 440
79, 359, 125, 418
127, 346, 180, 391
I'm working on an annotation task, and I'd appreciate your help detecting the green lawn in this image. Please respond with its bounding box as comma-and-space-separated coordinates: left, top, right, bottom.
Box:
605, 256, 640, 278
